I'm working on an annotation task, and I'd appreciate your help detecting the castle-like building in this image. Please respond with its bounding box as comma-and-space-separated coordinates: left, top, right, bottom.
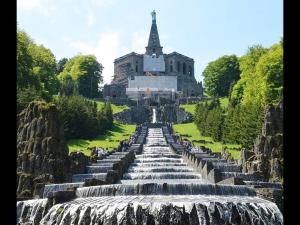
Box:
103, 10, 203, 101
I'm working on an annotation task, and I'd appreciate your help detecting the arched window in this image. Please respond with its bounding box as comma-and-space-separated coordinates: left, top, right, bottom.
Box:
183, 62, 187, 74
177, 61, 181, 72
136, 62, 138, 73
170, 61, 173, 72
188, 66, 192, 76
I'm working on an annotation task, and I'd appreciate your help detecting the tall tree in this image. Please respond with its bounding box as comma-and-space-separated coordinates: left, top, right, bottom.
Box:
17, 29, 40, 90
58, 54, 104, 98
29, 43, 60, 97
230, 45, 267, 106
202, 55, 240, 97
56, 58, 69, 74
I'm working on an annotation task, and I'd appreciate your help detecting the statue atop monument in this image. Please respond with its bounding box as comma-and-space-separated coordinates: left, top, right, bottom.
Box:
151, 10, 156, 22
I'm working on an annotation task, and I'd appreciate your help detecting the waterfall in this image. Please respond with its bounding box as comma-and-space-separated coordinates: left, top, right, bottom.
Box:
17, 199, 49, 224
76, 183, 257, 198
38, 196, 283, 225
17, 127, 283, 225
152, 108, 157, 123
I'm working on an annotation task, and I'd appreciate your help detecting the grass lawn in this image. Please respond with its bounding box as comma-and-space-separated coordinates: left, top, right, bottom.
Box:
67, 121, 136, 156
173, 122, 241, 159
95, 101, 129, 114
180, 97, 229, 116
179, 104, 197, 115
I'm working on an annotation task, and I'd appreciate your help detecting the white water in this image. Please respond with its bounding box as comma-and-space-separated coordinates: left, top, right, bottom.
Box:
17, 127, 283, 225
152, 108, 157, 123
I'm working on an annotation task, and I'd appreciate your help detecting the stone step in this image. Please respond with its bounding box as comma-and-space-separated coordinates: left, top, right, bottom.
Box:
72, 173, 107, 183
86, 165, 114, 173
43, 182, 84, 198
244, 181, 283, 189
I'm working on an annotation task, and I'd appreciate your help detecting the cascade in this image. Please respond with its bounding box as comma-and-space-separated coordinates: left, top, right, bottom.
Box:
17, 126, 283, 224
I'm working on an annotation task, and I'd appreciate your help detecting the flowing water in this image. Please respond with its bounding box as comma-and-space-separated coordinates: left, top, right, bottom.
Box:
152, 108, 157, 123
17, 127, 283, 224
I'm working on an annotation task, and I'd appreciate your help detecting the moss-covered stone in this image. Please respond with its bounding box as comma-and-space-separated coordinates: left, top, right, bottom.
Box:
17, 101, 70, 198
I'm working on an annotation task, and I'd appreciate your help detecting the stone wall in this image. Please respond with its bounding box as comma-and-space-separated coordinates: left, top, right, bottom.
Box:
114, 104, 192, 124
114, 106, 151, 124
17, 101, 70, 198
240, 100, 283, 183
158, 104, 193, 123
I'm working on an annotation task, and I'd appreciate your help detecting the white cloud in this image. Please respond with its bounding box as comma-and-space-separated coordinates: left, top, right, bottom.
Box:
17, 0, 56, 17
69, 31, 121, 84
87, 10, 95, 27
91, 0, 115, 8
131, 30, 148, 53
68, 29, 174, 85
17, 0, 40, 10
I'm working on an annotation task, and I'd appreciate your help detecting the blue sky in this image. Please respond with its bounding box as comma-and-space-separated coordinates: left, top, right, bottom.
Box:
17, 0, 283, 84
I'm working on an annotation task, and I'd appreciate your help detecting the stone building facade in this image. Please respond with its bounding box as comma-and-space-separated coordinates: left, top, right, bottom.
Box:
103, 11, 203, 99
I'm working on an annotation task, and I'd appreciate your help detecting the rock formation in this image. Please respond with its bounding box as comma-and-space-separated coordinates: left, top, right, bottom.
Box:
158, 104, 193, 123
114, 106, 151, 124
240, 100, 283, 183
17, 101, 70, 198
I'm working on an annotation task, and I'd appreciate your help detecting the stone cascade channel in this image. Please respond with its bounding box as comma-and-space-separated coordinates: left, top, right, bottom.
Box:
17, 126, 283, 224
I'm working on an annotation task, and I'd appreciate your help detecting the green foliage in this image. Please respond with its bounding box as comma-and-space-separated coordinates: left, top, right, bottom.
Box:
55, 95, 114, 140
17, 29, 39, 90
97, 102, 113, 133
58, 54, 103, 98
17, 86, 43, 113
59, 75, 78, 96
17, 28, 60, 111
29, 43, 60, 96
194, 99, 224, 142
255, 43, 283, 105
230, 45, 267, 106
56, 58, 68, 74
173, 122, 241, 159
187, 40, 282, 150
55, 95, 98, 139
203, 55, 240, 97
95, 101, 129, 114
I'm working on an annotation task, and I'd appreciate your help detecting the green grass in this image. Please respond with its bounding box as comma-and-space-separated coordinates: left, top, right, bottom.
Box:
180, 97, 229, 116
67, 121, 136, 156
173, 122, 241, 159
95, 101, 129, 114
180, 104, 197, 115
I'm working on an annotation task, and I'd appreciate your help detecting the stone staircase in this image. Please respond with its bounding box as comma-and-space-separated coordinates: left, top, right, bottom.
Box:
17, 123, 283, 224
41, 128, 147, 199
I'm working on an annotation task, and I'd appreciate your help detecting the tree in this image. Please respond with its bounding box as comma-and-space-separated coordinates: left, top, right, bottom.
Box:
56, 58, 68, 74
59, 75, 78, 96
29, 43, 60, 96
17, 86, 43, 113
230, 45, 267, 106
17, 29, 40, 90
202, 55, 240, 97
104, 102, 113, 129
58, 54, 104, 98
255, 43, 283, 105
55, 95, 99, 139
